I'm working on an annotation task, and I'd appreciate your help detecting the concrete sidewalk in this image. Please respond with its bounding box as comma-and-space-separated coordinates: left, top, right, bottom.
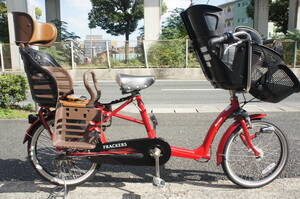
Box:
0, 178, 299, 199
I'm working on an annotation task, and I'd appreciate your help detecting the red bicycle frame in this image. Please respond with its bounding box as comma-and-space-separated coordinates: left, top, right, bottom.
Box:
67, 91, 265, 161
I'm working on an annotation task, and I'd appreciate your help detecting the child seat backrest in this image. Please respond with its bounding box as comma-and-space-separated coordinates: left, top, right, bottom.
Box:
12, 12, 73, 107
181, 5, 249, 91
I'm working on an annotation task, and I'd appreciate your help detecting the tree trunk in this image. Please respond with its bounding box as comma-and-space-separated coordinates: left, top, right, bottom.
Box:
125, 32, 129, 63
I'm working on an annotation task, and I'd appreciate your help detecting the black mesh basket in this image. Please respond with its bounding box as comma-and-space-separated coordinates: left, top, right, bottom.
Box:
250, 45, 300, 103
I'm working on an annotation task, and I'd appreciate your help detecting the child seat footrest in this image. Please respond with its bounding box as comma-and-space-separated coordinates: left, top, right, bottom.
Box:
53, 103, 102, 150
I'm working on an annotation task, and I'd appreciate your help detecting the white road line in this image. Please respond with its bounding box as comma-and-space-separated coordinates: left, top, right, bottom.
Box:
161, 88, 222, 91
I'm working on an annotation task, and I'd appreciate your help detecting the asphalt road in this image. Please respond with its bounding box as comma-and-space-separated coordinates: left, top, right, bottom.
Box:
0, 112, 299, 186
24, 80, 300, 108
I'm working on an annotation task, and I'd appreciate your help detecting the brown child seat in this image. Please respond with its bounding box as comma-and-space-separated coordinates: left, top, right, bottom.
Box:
13, 12, 103, 149
13, 12, 74, 107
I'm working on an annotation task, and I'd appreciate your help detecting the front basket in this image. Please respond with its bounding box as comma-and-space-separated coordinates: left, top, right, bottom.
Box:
250, 45, 300, 103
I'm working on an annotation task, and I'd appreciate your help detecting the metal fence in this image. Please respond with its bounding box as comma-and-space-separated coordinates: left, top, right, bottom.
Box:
1, 39, 300, 72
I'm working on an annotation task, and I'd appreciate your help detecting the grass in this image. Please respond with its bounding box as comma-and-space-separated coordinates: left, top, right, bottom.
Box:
0, 108, 34, 119
0, 104, 35, 119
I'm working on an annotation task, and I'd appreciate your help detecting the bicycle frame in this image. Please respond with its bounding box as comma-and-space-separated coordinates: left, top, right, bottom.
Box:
61, 91, 263, 161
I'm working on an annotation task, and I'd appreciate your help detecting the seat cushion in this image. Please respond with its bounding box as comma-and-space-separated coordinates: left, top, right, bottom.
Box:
116, 74, 155, 94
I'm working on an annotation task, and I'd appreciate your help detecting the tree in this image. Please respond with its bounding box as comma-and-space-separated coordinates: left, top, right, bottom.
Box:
88, 0, 143, 63
0, 1, 9, 43
160, 8, 187, 39
148, 8, 188, 67
35, 7, 42, 20
41, 20, 83, 66
247, 0, 289, 34
50, 19, 80, 42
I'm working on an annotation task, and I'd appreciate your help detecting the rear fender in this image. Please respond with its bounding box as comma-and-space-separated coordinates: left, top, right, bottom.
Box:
216, 114, 266, 165
23, 114, 54, 144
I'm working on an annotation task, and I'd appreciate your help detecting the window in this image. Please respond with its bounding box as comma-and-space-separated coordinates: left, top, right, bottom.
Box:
237, 18, 240, 23
227, 7, 231, 12
238, 3, 241, 7
242, 1, 249, 7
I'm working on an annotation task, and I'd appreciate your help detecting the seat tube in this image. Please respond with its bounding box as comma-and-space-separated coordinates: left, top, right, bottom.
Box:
136, 95, 156, 138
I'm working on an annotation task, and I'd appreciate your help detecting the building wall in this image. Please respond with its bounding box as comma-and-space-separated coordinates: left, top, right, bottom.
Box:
234, 0, 253, 28
218, 0, 253, 32
218, 1, 235, 32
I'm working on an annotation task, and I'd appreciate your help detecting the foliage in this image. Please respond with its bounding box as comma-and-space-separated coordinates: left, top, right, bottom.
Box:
88, 0, 143, 62
111, 58, 144, 67
284, 30, 300, 41
247, 0, 289, 34
50, 19, 80, 42
0, 74, 28, 108
40, 45, 67, 65
0, 1, 9, 43
0, 108, 33, 119
39, 20, 83, 67
146, 8, 188, 67
280, 31, 300, 65
35, 7, 42, 20
160, 8, 187, 39
269, 0, 289, 34
148, 40, 185, 67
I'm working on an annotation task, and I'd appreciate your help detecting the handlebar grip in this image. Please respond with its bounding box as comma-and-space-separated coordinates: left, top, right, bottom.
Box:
209, 36, 227, 47
208, 32, 233, 47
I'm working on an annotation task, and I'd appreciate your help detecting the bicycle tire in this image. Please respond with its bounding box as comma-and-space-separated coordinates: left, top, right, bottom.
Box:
222, 120, 288, 188
27, 118, 99, 186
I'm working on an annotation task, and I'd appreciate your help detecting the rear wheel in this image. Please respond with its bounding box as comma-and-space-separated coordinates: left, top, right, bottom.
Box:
222, 120, 288, 188
27, 119, 99, 186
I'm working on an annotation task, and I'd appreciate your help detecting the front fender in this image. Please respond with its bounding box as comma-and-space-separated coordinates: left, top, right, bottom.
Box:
216, 114, 266, 165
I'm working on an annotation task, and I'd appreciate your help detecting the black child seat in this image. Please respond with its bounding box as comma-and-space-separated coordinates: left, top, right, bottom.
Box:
181, 5, 250, 91
181, 5, 300, 102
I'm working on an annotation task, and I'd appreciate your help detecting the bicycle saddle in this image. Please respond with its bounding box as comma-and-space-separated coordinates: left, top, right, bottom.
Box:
116, 74, 155, 94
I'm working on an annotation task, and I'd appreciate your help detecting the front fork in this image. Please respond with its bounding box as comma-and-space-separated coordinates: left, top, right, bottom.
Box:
239, 115, 261, 157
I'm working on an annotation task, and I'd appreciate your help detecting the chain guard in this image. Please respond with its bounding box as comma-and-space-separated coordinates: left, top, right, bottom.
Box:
89, 138, 171, 166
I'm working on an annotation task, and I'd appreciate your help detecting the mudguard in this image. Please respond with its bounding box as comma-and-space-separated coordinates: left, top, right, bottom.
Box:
23, 114, 54, 144
216, 114, 266, 165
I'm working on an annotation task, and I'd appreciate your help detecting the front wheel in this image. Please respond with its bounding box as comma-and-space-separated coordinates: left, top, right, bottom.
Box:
222, 120, 288, 188
27, 119, 99, 186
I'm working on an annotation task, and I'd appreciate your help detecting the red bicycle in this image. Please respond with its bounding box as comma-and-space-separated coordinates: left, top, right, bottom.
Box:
13, 5, 299, 189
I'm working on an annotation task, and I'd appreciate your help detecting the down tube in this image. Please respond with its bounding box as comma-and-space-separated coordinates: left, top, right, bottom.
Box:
194, 103, 238, 155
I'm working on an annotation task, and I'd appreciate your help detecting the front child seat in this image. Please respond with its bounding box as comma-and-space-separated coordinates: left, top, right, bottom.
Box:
12, 12, 74, 107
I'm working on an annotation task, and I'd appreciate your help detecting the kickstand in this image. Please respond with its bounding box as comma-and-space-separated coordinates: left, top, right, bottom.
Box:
150, 147, 165, 188
48, 162, 68, 199
47, 182, 68, 199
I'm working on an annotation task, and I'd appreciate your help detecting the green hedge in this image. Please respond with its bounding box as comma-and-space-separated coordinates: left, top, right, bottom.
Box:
0, 74, 28, 108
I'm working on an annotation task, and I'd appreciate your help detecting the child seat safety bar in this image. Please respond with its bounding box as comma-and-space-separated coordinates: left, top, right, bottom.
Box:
83, 70, 101, 106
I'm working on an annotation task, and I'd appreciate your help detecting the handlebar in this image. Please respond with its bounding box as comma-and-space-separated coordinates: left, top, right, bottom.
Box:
208, 32, 233, 47
208, 31, 252, 93
209, 31, 252, 47
83, 70, 101, 106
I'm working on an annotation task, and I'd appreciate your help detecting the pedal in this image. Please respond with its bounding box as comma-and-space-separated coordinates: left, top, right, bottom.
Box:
150, 147, 165, 188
